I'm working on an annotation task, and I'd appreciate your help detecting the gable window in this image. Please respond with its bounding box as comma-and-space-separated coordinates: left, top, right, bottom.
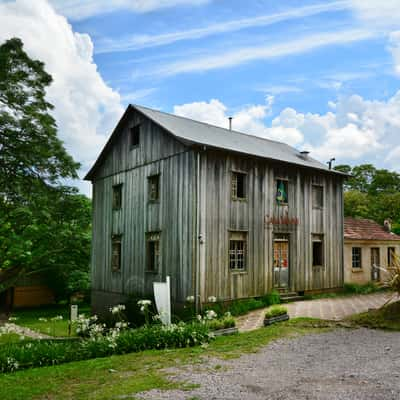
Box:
231, 172, 246, 200
312, 185, 323, 208
146, 232, 160, 272
276, 179, 288, 205
229, 231, 247, 270
312, 234, 324, 267
112, 184, 122, 210
148, 174, 160, 202
352, 247, 362, 269
388, 247, 396, 267
130, 125, 140, 149
111, 235, 122, 272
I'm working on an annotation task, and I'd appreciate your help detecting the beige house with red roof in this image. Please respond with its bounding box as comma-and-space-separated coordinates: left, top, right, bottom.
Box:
344, 217, 400, 285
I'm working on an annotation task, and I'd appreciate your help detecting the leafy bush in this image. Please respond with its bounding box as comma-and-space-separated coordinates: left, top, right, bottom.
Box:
261, 290, 281, 306
343, 282, 380, 294
123, 294, 159, 328
265, 305, 288, 319
0, 323, 211, 373
205, 314, 236, 331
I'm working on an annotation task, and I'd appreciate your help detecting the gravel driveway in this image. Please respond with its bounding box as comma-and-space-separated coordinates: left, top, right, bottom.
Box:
137, 329, 400, 400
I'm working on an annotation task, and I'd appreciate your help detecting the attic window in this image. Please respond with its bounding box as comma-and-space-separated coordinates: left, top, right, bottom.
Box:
231, 172, 246, 200
112, 184, 122, 210
130, 125, 140, 148
312, 185, 323, 208
276, 180, 288, 205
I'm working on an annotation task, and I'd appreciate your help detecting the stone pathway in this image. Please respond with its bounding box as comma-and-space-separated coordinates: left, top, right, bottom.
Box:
0, 322, 51, 339
237, 292, 396, 332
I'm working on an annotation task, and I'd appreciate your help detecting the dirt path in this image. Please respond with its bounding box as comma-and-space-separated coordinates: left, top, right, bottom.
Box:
137, 328, 400, 400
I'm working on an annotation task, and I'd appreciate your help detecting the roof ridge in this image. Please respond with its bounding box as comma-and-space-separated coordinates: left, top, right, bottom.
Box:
131, 103, 293, 148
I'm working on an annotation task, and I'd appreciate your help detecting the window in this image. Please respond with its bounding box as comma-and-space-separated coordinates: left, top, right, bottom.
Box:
148, 174, 160, 201
112, 184, 122, 210
312, 234, 324, 266
276, 179, 288, 204
130, 125, 140, 148
388, 247, 395, 267
312, 185, 323, 208
352, 247, 362, 268
147, 232, 160, 272
229, 232, 247, 270
111, 235, 122, 272
231, 172, 246, 200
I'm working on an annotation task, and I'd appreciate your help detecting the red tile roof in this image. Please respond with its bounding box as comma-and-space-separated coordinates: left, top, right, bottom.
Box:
344, 217, 400, 241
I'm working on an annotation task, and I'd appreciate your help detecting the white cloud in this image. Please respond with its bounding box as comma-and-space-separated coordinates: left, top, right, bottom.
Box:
0, 0, 125, 195
96, 1, 349, 53
50, 0, 210, 21
147, 29, 376, 77
174, 97, 304, 145
174, 91, 400, 166
389, 31, 400, 76
349, 0, 400, 27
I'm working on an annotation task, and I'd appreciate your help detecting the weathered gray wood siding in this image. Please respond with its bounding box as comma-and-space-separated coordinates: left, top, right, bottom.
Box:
90, 110, 196, 310
198, 150, 344, 301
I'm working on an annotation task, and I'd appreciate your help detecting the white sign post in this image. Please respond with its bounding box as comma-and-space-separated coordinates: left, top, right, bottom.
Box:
153, 276, 171, 326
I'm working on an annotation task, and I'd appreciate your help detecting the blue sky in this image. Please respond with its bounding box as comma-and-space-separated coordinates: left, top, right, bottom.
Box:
1, 0, 400, 195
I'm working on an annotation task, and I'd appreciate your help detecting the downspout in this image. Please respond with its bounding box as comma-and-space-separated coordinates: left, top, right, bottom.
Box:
195, 150, 201, 314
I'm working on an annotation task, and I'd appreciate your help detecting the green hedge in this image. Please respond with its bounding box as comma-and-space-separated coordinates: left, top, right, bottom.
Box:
0, 323, 211, 373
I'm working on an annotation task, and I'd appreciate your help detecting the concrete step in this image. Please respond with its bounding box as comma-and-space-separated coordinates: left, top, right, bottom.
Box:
279, 292, 305, 303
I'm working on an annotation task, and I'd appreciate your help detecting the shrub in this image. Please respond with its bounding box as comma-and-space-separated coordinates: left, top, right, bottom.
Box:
261, 290, 281, 306
0, 323, 212, 373
265, 305, 288, 319
123, 294, 156, 328
343, 282, 379, 295
205, 313, 236, 331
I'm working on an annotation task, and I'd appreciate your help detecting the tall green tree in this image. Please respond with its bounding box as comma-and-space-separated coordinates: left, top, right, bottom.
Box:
0, 38, 90, 297
335, 164, 400, 234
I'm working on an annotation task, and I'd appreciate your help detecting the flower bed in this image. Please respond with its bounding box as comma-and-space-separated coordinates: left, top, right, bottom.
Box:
0, 322, 211, 373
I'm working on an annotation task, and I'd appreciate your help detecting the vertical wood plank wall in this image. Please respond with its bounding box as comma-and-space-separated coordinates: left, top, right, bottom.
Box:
90, 110, 344, 312
91, 110, 196, 310
200, 150, 344, 301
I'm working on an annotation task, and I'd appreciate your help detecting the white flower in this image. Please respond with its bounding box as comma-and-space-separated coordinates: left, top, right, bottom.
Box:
110, 304, 126, 314
137, 300, 152, 306
196, 314, 203, 321
205, 310, 217, 320
186, 295, 195, 303
8, 316, 18, 322
38, 317, 48, 322
51, 315, 63, 321
207, 296, 217, 303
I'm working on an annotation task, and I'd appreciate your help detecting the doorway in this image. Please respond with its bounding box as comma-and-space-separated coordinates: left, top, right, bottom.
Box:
273, 235, 289, 288
371, 248, 380, 281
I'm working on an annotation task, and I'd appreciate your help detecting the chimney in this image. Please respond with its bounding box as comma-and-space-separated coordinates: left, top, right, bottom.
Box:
300, 150, 310, 160
228, 117, 232, 131
384, 219, 392, 232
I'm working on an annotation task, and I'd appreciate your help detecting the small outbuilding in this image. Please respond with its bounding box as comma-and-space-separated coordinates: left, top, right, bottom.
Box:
344, 217, 400, 285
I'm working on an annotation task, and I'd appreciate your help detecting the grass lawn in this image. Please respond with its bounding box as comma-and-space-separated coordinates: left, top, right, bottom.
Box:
0, 333, 21, 345
348, 300, 400, 330
10, 305, 90, 337
0, 318, 333, 400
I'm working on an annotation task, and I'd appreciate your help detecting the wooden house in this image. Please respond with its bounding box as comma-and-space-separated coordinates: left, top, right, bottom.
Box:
344, 217, 400, 285
85, 105, 346, 313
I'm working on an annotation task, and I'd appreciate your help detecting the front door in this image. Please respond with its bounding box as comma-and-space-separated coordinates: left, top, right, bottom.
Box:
273, 236, 289, 288
371, 248, 380, 281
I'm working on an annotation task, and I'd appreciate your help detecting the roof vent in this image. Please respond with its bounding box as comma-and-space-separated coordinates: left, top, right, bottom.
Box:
300, 150, 310, 160
228, 117, 232, 131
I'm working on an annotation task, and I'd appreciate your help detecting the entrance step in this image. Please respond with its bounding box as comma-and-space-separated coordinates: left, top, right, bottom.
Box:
279, 292, 304, 303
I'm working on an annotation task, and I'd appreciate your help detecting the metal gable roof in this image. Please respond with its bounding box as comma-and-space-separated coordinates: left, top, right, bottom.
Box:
85, 104, 345, 180
133, 104, 340, 174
